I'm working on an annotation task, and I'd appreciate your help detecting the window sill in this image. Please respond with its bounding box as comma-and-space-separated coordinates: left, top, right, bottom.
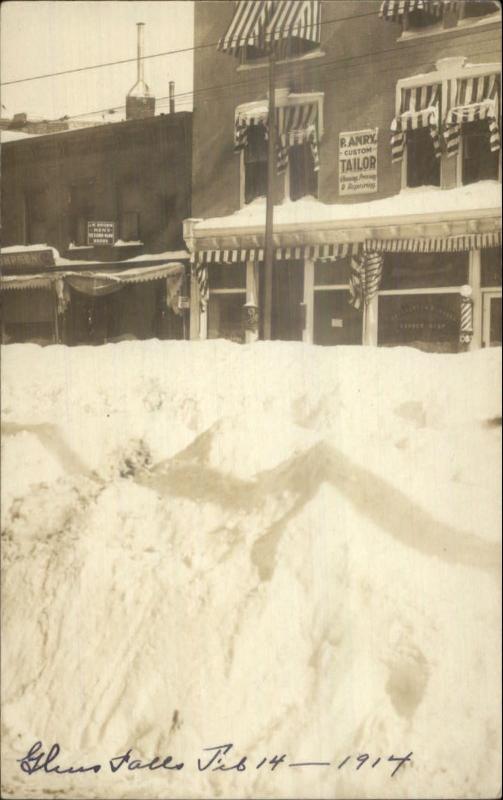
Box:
68, 243, 93, 250
397, 12, 500, 42
113, 240, 144, 247
237, 49, 326, 72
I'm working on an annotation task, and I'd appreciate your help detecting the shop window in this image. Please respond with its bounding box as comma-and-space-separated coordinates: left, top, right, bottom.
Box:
378, 294, 460, 353
481, 247, 502, 287
118, 180, 142, 241
406, 128, 441, 187
241, 36, 319, 65
381, 252, 468, 290
69, 181, 95, 246
1, 289, 55, 345
208, 264, 246, 343
314, 259, 351, 286
289, 142, 318, 200
244, 125, 268, 204
462, 119, 500, 185
25, 190, 47, 245
405, 8, 441, 29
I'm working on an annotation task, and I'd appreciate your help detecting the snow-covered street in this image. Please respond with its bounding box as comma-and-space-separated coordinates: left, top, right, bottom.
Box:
1, 341, 501, 799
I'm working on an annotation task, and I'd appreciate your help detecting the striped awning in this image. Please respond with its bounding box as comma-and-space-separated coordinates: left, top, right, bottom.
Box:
390, 83, 442, 162
235, 99, 321, 174
219, 0, 320, 56
379, 0, 457, 22
366, 230, 502, 253
0, 262, 185, 292
193, 242, 360, 265
444, 73, 500, 157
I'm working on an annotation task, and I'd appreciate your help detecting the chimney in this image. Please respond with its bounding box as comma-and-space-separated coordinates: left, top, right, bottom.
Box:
126, 22, 156, 120
169, 81, 175, 114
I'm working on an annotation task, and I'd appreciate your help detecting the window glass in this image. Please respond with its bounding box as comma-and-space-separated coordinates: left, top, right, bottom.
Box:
69, 181, 95, 246
119, 181, 142, 241
2, 289, 54, 344
208, 293, 246, 342
244, 125, 268, 204
381, 253, 468, 290
313, 290, 362, 346
406, 128, 441, 188
209, 263, 246, 290
462, 119, 500, 185
488, 296, 502, 346
314, 259, 351, 285
481, 247, 502, 287
462, 0, 499, 18
289, 142, 318, 200
25, 190, 47, 245
378, 294, 460, 353
406, 9, 441, 28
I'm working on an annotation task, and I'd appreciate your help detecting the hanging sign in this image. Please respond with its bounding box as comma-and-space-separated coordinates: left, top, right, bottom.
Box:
339, 128, 378, 196
87, 221, 115, 246
0, 249, 55, 270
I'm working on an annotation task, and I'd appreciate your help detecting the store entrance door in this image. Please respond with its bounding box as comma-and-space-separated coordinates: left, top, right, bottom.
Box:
482, 291, 502, 347
270, 260, 304, 341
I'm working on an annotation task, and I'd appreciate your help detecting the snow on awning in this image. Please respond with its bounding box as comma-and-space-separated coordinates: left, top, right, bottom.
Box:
0, 262, 185, 292
366, 230, 502, 253
390, 83, 441, 163
444, 73, 501, 157
218, 0, 320, 57
234, 97, 321, 174
379, 0, 456, 22
193, 243, 360, 264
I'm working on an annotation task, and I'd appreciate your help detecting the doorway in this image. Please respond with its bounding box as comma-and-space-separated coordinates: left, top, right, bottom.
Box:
270, 260, 304, 341
482, 291, 502, 347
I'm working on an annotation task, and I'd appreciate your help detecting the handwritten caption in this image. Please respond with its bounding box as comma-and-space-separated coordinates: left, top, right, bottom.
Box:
18, 742, 413, 778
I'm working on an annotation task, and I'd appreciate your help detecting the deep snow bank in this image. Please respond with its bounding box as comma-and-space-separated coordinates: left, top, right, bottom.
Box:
1, 341, 501, 799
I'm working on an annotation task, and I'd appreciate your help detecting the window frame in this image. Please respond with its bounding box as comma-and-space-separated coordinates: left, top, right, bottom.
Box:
398, 0, 500, 39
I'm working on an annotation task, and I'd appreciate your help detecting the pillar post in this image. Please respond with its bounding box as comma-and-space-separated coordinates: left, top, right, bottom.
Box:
469, 250, 482, 350
302, 258, 314, 344
363, 295, 378, 346
244, 260, 260, 343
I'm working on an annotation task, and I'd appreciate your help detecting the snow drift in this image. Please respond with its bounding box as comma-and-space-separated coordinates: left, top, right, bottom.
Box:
1, 340, 501, 799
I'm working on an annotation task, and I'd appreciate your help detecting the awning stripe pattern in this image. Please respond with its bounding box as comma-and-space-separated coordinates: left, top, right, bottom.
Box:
0, 262, 186, 291
366, 230, 502, 253
235, 99, 321, 174
379, 0, 457, 22
193, 243, 361, 265
219, 0, 320, 56
391, 83, 441, 162
444, 74, 500, 157
349, 252, 384, 310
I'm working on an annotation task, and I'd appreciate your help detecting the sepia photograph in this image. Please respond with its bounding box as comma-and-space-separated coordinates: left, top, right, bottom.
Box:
1, 0, 501, 798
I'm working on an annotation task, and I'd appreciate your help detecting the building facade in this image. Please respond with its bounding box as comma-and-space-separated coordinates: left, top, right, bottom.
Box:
1, 112, 192, 345
185, 0, 501, 352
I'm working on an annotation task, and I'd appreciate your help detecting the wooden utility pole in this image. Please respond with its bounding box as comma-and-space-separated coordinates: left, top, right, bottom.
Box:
263, 50, 276, 340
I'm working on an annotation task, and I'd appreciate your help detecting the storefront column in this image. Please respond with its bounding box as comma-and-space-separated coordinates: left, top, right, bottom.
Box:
244, 260, 260, 343
302, 258, 314, 344
469, 250, 482, 350
189, 272, 207, 340
363, 296, 378, 346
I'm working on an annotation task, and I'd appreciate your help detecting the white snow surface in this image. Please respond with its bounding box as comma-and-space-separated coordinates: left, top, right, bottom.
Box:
1, 340, 501, 799
195, 181, 502, 232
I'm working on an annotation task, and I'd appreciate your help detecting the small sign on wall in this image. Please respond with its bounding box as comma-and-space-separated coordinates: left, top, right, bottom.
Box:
87, 221, 115, 246
339, 128, 378, 196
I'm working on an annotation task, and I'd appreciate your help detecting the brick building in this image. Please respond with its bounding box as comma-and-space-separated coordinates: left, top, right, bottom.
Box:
184, 0, 501, 351
1, 111, 192, 345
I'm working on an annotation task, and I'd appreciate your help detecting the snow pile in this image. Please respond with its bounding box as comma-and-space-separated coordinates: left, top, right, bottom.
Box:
1, 341, 501, 799
196, 181, 502, 231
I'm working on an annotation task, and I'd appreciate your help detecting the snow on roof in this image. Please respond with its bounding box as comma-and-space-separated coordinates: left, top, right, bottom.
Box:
0, 130, 40, 142
195, 181, 502, 234
0, 244, 189, 268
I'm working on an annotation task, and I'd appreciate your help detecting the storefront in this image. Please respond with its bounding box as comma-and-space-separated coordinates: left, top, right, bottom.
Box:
184, 186, 502, 351
1, 248, 190, 345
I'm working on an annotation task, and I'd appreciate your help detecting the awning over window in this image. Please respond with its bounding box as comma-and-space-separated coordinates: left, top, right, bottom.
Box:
218, 0, 320, 56
390, 83, 442, 162
379, 0, 456, 22
234, 99, 321, 174
443, 73, 500, 157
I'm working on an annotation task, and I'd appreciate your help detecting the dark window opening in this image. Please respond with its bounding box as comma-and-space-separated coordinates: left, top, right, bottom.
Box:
209, 263, 246, 290
118, 180, 142, 241
242, 36, 318, 64
381, 253, 469, 291
244, 125, 268, 204
25, 190, 47, 245
462, 118, 500, 185
289, 142, 318, 200
406, 9, 441, 28
378, 294, 461, 353
406, 128, 441, 188
461, 1, 500, 19
313, 290, 362, 346
481, 247, 502, 287
208, 293, 246, 343
69, 181, 95, 246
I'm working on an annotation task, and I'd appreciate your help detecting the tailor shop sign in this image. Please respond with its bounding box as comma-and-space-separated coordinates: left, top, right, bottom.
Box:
339, 128, 378, 196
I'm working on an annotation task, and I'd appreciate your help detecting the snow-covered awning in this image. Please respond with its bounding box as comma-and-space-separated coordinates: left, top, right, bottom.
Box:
444, 73, 500, 157
391, 83, 442, 163
0, 262, 185, 292
379, 0, 457, 22
234, 92, 322, 174
193, 243, 359, 264
218, 0, 320, 56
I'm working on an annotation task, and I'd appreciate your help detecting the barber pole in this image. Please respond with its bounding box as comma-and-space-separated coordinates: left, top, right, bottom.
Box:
459, 285, 474, 347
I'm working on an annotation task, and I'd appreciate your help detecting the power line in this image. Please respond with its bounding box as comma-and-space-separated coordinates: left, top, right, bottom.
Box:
0, 7, 382, 87
33, 25, 499, 124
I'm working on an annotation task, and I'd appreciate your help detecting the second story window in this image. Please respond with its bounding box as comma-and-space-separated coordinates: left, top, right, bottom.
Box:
69, 180, 94, 246
244, 125, 268, 204
390, 82, 441, 187
462, 119, 500, 184
380, 0, 500, 31
24, 189, 47, 245
118, 179, 142, 241
289, 141, 318, 200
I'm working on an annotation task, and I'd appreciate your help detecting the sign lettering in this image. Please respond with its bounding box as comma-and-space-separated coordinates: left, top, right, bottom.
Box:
339, 128, 378, 196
